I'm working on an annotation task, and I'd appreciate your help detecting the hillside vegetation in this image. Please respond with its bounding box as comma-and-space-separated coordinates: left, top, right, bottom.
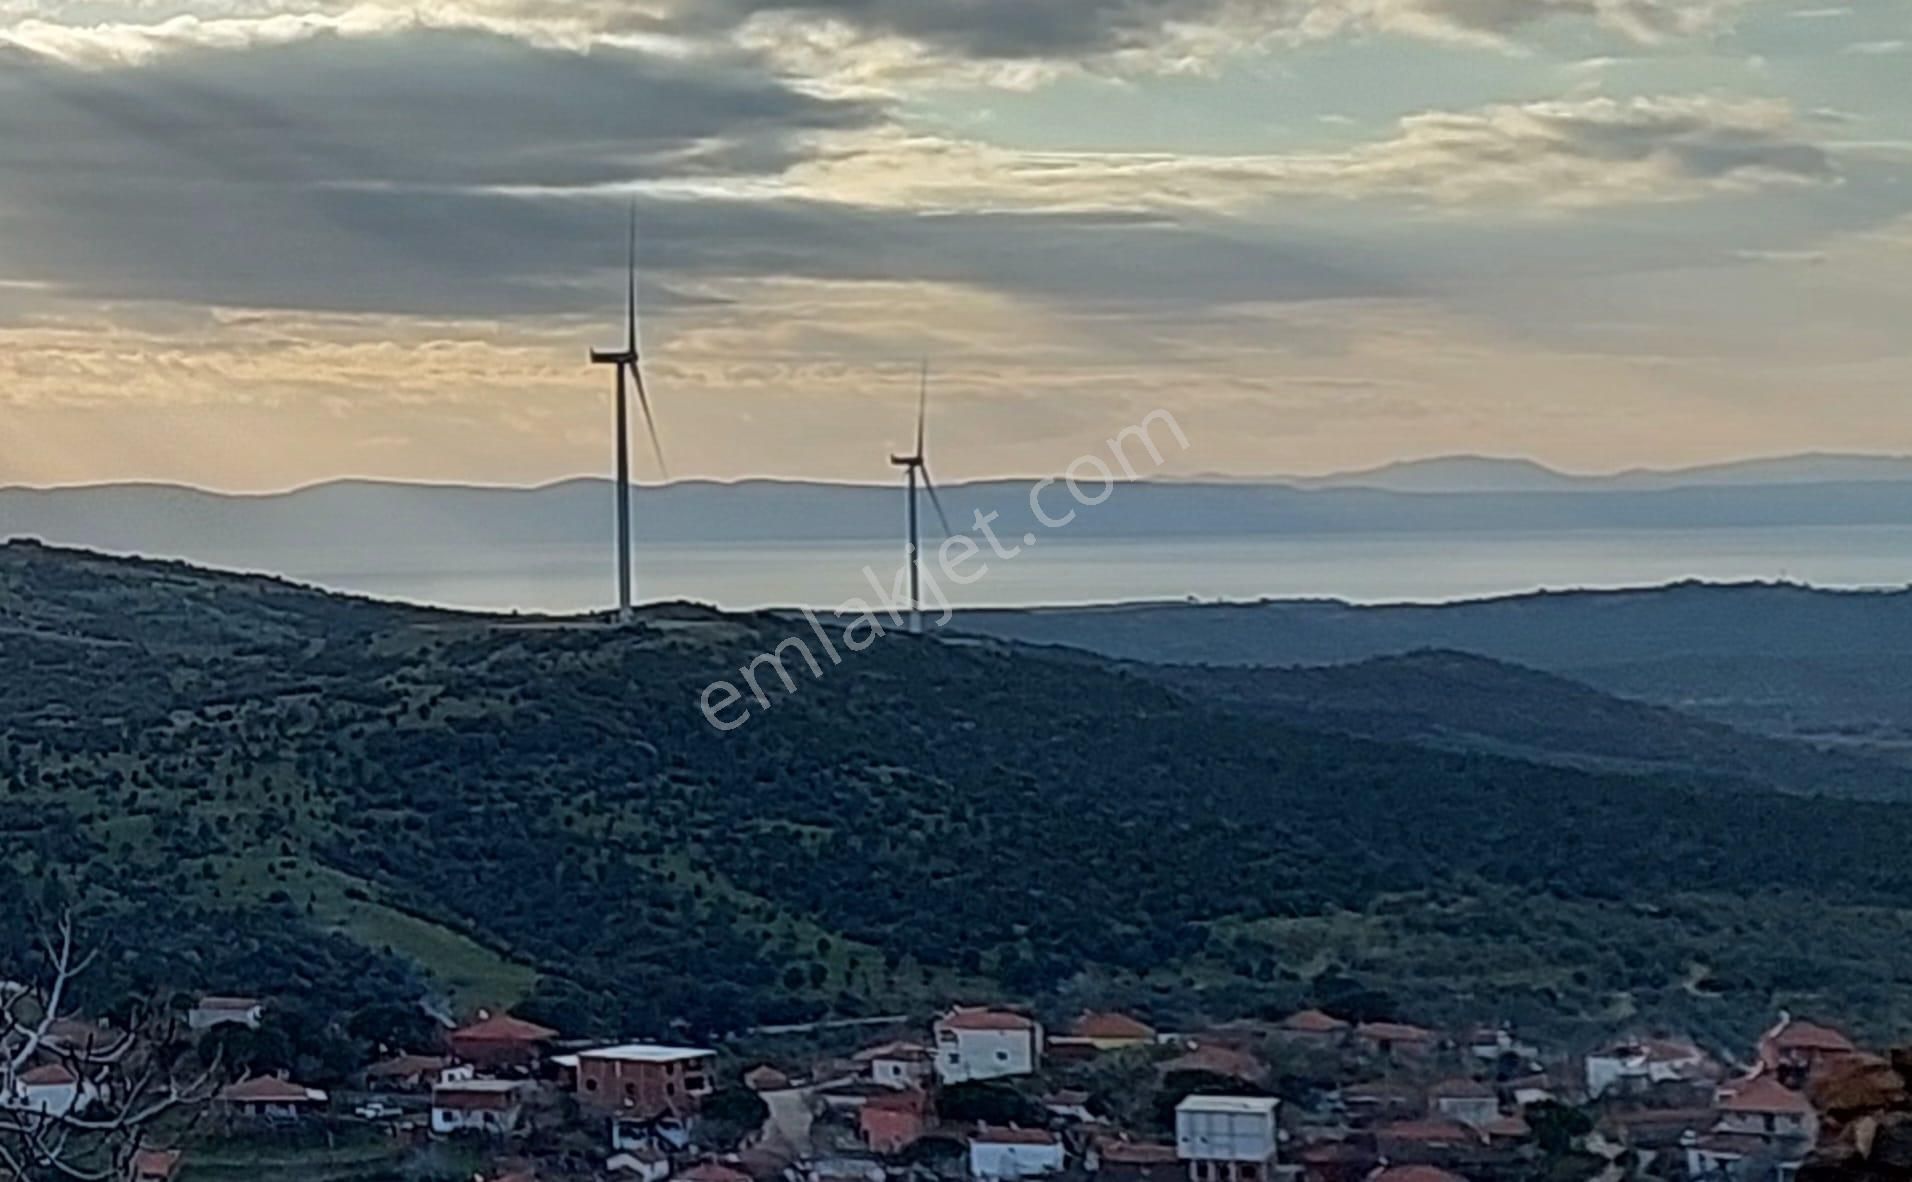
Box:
10, 542, 1912, 1049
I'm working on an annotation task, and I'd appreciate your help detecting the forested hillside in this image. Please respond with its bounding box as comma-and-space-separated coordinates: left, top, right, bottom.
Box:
11, 542, 1912, 1050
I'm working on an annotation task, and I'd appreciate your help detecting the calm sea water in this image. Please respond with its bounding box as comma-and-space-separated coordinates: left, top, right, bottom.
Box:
187, 524, 1912, 614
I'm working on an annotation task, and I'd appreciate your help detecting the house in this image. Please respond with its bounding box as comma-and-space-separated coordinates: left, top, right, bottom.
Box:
1371, 1120, 1483, 1166
1714, 1075, 1816, 1141
1683, 1128, 1811, 1182
1093, 1139, 1182, 1182
131, 1149, 183, 1181
7, 1063, 93, 1117
1757, 1015, 1857, 1078
1427, 1079, 1498, 1128
859, 1088, 928, 1155
1681, 1074, 1817, 1182
431, 1079, 528, 1135
1175, 1096, 1280, 1182
744, 1065, 791, 1092
1354, 1022, 1437, 1060
1585, 1037, 1719, 1099
448, 1014, 559, 1072
969, 1127, 1064, 1180
1066, 1012, 1156, 1050
365, 1053, 467, 1090
1273, 1010, 1349, 1046
218, 1076, 328, 1120
607, 1148, 673, 1182
855, 1041, 934, 1089
932, 1008, 1041, 1085
1464, 1026, 1536, 1064
1161, 1045, 1268, 1086
1339, 1083, 1418, 1129
555, 1044, 716, 1115
188, 997, 264, 1032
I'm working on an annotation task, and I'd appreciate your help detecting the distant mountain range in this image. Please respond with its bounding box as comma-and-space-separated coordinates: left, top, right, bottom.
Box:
6, 453, 1912, 558
1276, 452, 1912, 493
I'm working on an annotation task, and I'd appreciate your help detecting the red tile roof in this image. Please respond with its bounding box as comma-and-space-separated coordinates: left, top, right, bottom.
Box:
1428, 1077, 1495, 1099
855, 1040, 933, 1063
1161, 1045, 1266, 1082
864, 1088, 929, 1113
1071, 1012, 1155, 1041
433, 1083, 524, 1111
1278, 1009, 1349, 1034
1480, 1115, 1531, 1139
1373, 1168, 1467, 1182
1719, 1074, 1815, 1116
940, 1007, 1037, 1032
1767, 1019, 1856, 1054
19, 1064, 78, 1086
1375, 1120, 1481, 1146
677, 1163, 751, 1182
452, 1014, 558, 1043
219, 1076, 325, 1104
365, 1053, 449, 1079
1098, 1141, 1179, 1164
974, 1126, 1059, 1145
132, 1149, 182, 1180
1357, 1021, 1437, 1044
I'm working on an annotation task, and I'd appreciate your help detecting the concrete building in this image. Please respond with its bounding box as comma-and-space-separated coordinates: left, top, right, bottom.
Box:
1175, 1096, 1280, 1182
933, 1008, 1041, 1085
555, 1044, 715, 1116
431, 1079, 528, 1135
969, 1127, 1064, 1180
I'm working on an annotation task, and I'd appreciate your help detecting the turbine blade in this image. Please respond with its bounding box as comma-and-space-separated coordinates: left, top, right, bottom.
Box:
920, 466, 954, 537
915, 359, 929, 457
626, 202, 639, 354
628, 360, 668, 480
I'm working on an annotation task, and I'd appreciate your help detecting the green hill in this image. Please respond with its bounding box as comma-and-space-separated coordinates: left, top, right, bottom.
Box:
11, 541, 1912, 1049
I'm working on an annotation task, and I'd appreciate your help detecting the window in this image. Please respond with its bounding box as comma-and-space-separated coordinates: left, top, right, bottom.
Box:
996, 1051, 1009, 1061
585, 1078, 599, 1093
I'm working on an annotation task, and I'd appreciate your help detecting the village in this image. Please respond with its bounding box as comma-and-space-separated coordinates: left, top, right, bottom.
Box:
10, 990, 1906, 1182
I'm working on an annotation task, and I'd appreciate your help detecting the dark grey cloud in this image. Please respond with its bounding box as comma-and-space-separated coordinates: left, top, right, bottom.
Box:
0, 30, 1395, 319
688, 0, 1232, 61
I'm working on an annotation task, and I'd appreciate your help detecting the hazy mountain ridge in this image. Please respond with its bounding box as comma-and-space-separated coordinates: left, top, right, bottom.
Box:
11, 465, 1912, 556
956, 582, 1912, 756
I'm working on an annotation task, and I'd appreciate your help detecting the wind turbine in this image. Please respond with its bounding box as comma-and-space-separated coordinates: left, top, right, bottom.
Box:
589, 205, 667, 625
890, 361, 953, 634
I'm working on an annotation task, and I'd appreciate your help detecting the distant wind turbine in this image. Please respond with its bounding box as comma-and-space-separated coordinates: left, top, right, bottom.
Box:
890, 361, 954, 635
589, 205, 668, 625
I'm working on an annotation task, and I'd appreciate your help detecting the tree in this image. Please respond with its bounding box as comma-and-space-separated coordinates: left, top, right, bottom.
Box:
698, 1086, 771, 1151
1, 916, 215, 1180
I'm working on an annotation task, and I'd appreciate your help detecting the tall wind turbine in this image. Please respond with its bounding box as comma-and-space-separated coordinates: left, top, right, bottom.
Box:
589, 205, 667, 625
890, 361, 953, 634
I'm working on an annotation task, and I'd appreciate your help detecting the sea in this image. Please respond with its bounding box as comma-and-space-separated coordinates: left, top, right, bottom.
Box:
178, 522, 1912, 614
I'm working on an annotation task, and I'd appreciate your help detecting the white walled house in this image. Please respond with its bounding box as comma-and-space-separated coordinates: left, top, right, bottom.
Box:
1585, 1038, 1716, 1099
1175, 1096, 1280, 1182
1428, 1079, 1499, 1128
855, 1041, 934, 1089
430, 1079, 527, 1136
933, 1008, 1041, 1085
7, 1064, 94, 1117
969, 1127, 1064, 1180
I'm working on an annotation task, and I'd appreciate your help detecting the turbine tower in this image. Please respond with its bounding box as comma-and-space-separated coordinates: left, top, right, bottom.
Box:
589, 205, 667, 625
890, 361, 953, 634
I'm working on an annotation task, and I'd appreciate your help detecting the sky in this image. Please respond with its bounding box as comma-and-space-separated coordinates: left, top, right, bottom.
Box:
0, 0, 1908, 489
